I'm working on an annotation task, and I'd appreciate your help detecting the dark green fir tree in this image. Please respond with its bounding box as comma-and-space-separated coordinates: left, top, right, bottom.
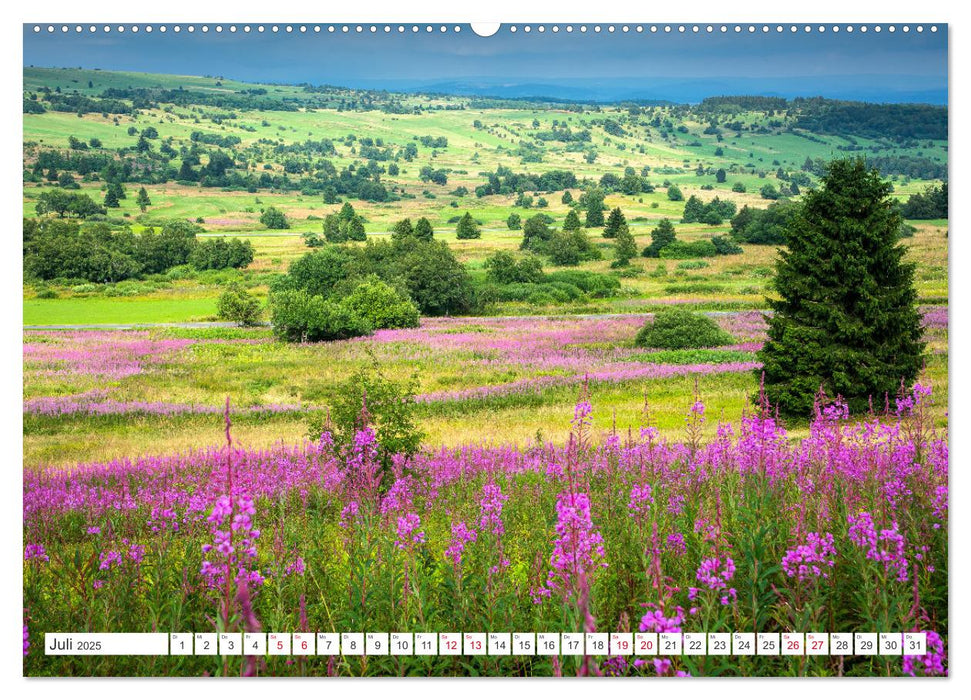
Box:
641, 218, 676, 258
603, 207, 627, 238
758, 158, 925, 417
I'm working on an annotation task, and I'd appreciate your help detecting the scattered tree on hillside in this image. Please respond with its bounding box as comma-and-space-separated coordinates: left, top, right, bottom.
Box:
456, 212, 481, 239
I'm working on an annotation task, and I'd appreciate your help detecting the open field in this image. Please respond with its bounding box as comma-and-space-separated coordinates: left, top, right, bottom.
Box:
22, 67, 949, 677
23, 306, 948, 469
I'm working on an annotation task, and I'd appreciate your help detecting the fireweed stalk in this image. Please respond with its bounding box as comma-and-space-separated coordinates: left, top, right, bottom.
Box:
22, 383, 947, 677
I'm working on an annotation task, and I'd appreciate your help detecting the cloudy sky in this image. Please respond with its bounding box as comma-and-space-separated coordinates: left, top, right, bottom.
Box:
23, 24, 948, 103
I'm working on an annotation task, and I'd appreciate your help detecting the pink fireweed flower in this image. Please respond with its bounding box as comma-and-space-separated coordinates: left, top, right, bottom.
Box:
148, 507, 179, 533
126, 543, 145, 565
201, 493, 262, 590
24, 544, 49, 562
694, 556, 737, 604
92, 580, 105, 590
445, 521, 477, 567
536, 491, 607, 601
285, 557, 306, 577
573, 400, 593, 427
667, 494, 686, 517
86, 526, 101, 535
206, 495, 233, 526
639, 604, 685, 675
896, 382, 933, 417
639, 606, 685, 634
346, 427, 382, 506
782, 532, 836, 582
848, 512, 909, 582
395, 513, 426, 550
23, 623, 29, 656
666, 533, 687, 557
98, 550, 123, 571
627, 483, 654, 519
902, 630, 946, 676
478, 482, 509, 537
338, 501, 361, 529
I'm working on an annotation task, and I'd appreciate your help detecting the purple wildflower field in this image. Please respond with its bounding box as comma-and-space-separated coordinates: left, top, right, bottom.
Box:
22, 307, 949, 676
23, 377, 948, 676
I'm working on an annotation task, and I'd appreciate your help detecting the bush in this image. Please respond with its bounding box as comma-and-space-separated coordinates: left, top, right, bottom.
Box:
189, 238, 255, 270
344, 277, 420, 329
711, 235, 743, 255
483, 251, 544, 284
642, 218, 677, 258
385, 239, 476, 315
731, 201, 799, 245
216, 283, 262, 326
260, 206, 290, 229
307, 363, 424, 476
658, 240, 718, 259
545, 270, 620, 297
547, 229, 600, 266
277, 238, 475, 317
520, 214, 553, 252
634, 308, 735, 349
270, 290, 372, 342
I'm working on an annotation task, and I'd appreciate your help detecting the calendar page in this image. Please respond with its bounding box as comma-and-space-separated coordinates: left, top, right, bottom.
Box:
21, 18, 948, 680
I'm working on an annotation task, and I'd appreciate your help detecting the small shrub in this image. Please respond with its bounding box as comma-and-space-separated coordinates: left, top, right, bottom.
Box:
216, 283, 262, 326
658, 240, 718, 259
307, 363, 424, 477
634, 308, 735, 349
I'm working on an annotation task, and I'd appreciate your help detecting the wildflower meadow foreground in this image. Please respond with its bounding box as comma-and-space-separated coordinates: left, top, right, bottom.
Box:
23, 382, 947, 677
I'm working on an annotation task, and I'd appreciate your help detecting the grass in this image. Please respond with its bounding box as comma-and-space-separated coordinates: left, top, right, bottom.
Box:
24, 295, 217, 325
22, 311, 948, 468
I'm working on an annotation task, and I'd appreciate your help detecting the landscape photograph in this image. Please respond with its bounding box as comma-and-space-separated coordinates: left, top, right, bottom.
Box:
21, 23, 948, 677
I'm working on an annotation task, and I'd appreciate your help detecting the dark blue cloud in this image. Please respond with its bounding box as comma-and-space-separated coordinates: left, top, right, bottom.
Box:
23, 24, 948, 103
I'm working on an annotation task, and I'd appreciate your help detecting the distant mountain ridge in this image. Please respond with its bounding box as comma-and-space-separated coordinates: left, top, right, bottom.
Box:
347, 75, 947, 106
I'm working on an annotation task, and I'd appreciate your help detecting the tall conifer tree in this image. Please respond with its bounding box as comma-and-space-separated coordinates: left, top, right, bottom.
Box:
758, 158, 925, 417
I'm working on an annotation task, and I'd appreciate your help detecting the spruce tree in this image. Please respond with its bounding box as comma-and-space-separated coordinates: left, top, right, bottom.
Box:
346, 217, 366, 241
583, 189, 605, 228
414, 217, 434, 241
613, 222, 637, 266
456, 212, 481, 239
682, 195, 706, 223
758, 158, 925, 417
391, 218, 414, 240
562, 209, 582, 231
338, 202, 357, 222
136, 187, 151, 212
641, 218, 676, 258
603, 207, 627, 238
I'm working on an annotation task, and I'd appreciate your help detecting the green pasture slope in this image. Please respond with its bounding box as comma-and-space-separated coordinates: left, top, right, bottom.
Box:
23, 67, 948, 325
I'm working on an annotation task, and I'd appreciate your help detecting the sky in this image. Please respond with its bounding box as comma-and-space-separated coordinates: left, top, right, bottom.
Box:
23, 24, 948, 104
